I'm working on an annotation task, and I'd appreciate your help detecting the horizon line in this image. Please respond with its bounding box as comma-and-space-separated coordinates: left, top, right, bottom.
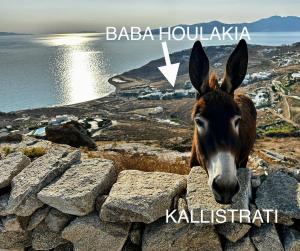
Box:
1, 15, 300, 35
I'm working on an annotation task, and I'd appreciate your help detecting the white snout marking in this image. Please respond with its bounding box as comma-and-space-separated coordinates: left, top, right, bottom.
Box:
207, 151, 237, 188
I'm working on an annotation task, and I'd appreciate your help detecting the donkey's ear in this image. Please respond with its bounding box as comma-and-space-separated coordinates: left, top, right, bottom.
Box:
221, 39, 248, 94
189, 41, 210, 97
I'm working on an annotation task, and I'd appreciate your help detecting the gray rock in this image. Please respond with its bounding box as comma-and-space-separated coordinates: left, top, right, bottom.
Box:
38, 158, 116, 216
142, 218, 222, 251
6, 148, 81, 216
186, 167, 251, 223
1, 215, 25, 232
100, 170, 186, 223
0, 132, 22, 143
280, 227, 300, 251
255, 171, 300, 224
216, 223, 251, 242
0, 152, 30, 189
224, 235, 256, 251
27, 206, 50, 231
0, 229, 31, 249
32, 222, 67, 250
46, 120, 97, 150
251, 224, 284, 251
45, 208, 74, 232
62, 213, 130, 251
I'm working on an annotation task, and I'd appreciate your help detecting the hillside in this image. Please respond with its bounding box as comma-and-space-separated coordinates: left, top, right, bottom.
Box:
150, 16, 300, 34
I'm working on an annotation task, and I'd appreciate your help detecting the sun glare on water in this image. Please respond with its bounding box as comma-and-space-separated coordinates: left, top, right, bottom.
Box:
49, 34, 90, 46
38, 33, 113, 105
66, 50, 100, 103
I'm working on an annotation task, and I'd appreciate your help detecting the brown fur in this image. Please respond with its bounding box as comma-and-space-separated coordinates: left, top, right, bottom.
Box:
190, 83, 257, 169
189, 39, 255, 203
189, 39, 256, 172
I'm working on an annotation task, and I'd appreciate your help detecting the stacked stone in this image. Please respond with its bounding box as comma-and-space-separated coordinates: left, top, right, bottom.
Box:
0, 147, 299, 251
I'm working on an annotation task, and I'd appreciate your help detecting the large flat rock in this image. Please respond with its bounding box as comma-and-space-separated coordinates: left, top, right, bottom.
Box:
0, 152, 30, 189
100, 170, 186, 223
62, 213, 130, 251
142, 218, 222, 251
255, 171, 300, 223
38, 158, 116, 216
6, 148, 81, 216
186, 167, 251, 223
250, 224, 284, 251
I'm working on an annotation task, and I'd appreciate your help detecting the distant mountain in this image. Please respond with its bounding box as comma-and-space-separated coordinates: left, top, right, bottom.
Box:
151, 16, 300, 34
0, 32, 30, 36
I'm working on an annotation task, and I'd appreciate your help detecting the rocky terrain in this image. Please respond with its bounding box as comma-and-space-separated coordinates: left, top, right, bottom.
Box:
0, 136, 299, 250
0, 42, 299, 250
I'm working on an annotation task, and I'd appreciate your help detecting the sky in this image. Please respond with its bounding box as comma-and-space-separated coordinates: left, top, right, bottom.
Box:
0, 0, 299, 33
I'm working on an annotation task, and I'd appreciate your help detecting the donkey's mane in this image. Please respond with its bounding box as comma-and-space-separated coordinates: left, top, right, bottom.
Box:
209, 72, 219, 90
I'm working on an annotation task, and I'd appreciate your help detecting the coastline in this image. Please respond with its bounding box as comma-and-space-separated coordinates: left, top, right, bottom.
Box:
0, 42, 299, 152
1, 42, 300, 115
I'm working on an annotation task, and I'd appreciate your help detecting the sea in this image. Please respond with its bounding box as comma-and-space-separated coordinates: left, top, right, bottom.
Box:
0, 32, 300, 112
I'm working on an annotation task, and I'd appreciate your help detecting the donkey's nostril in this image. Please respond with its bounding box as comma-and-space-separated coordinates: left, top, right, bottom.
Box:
212, 176, 223, 194
234, 181, 240, 195
212, 176, 240, 204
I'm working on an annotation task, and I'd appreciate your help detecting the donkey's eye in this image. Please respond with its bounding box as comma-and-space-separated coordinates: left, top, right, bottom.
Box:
231, 115, 241, 134
234, 118, 241, 128
195, 118, 205, 128
194, 116, 208, 133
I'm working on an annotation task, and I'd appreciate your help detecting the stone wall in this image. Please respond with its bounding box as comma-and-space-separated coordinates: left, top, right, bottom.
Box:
0, 140, 299, 251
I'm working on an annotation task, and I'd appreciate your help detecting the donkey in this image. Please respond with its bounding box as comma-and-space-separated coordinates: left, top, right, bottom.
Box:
189, 39, 256, 204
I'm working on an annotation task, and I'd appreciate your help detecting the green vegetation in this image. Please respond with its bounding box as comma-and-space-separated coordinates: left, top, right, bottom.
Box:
257, 122, 298, 137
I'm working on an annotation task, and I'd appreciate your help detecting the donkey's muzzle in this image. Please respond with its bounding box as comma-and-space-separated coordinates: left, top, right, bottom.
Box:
212, 176, 240, 204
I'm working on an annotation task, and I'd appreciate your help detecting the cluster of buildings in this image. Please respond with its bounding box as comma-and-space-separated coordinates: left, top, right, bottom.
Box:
271, 51, 300, 68
243, 71, 273, 85
118, 81, 196, 100
249, 88, 272, 109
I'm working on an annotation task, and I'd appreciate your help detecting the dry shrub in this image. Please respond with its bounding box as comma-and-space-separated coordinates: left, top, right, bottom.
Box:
1, 146, 14, 156
87, 151, 190, 175
22, 147, 47, 159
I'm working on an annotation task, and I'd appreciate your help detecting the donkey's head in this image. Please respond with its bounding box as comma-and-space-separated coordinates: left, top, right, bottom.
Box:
190, 39, 248, 204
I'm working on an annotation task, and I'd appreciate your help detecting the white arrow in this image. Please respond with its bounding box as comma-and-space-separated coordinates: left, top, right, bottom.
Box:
158, 41, 180, 87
